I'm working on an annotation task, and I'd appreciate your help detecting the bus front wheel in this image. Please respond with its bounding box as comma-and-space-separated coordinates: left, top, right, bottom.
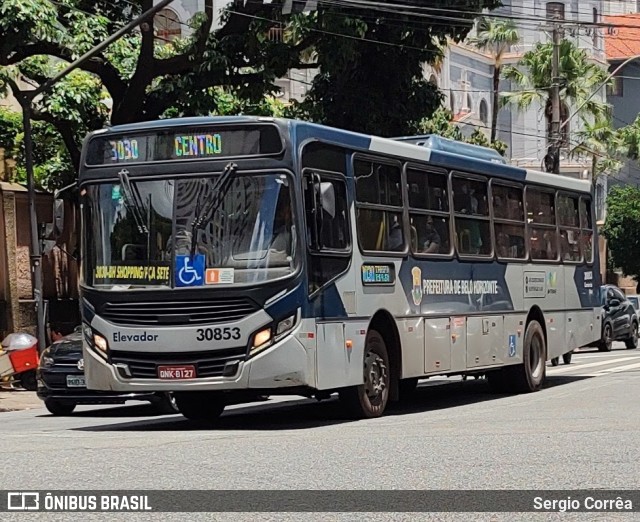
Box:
339, 329, 390, 419
174, 391, 226, 423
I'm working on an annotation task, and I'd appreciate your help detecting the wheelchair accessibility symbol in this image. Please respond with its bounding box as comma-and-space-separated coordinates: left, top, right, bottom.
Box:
175, 254, 205, 287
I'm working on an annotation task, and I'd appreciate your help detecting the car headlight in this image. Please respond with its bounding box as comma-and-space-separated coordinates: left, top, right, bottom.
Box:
41, 355, 54, 368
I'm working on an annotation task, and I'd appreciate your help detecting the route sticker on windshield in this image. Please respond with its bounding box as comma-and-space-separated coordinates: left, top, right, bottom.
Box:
175, 255, 205, 287
206, 268, 234, 285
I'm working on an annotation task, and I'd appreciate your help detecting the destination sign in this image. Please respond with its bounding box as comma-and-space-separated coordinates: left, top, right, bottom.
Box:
361, 264, 395, 285
85, 125, 283, 165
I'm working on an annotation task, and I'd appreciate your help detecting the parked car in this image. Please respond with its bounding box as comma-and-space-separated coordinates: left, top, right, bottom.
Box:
626, 294, 640, 314
37, 326, 178, 416
595, 285, 639, 352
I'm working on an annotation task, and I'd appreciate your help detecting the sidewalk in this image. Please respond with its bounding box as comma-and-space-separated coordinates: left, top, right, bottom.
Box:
0, 389, 42, 412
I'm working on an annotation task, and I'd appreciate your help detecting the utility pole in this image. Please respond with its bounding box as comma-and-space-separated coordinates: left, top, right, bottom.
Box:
549, 20, 562, 174
19, 0, 174, 352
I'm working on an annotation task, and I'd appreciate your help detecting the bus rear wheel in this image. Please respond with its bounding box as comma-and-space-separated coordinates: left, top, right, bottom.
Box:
490, 320, 546, 394
174, 391, 226, 423
339, 329, 390, 419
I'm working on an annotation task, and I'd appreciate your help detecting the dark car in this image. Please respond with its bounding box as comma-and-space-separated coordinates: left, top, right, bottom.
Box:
37, 326, 178, 416
596, 285, 638, 352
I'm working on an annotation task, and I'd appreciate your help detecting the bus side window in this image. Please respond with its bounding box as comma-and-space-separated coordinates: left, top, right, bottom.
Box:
452, 174, 491, 257
407, 167, 451, 256
354, 157, 404, 253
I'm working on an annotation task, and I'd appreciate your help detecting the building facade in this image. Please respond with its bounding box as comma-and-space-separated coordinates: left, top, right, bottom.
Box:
604, 13, 640, 189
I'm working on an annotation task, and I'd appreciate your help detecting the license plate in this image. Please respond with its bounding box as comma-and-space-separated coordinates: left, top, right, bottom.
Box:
157, 365, 196, 380
66, 375, 86, 388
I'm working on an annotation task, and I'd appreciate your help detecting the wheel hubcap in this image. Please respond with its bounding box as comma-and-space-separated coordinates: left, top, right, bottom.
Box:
364, 351, 388, 403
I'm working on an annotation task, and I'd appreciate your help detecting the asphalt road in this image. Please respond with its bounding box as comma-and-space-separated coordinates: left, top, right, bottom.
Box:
2, 343, 640, 521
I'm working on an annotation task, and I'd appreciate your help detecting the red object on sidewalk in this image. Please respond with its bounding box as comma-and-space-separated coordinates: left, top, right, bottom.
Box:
8, 346, 39, 374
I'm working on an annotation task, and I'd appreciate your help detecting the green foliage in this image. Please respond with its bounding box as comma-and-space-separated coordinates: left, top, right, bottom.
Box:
0, 107, 74, 190
502, 39, 610, 120
0, 107, 21, 153
571, 117, 624, 184
603, 185, 640, 281
618, 114, 640, 160
468, 17, 519, 143
415, 108, 508, 155
469, 18, 520, 61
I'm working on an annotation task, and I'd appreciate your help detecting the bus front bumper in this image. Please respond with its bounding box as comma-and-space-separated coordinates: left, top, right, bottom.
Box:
83, 333, 314, 392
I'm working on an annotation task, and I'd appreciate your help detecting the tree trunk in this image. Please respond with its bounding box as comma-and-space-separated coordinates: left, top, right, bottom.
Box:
491, 66, 500, 143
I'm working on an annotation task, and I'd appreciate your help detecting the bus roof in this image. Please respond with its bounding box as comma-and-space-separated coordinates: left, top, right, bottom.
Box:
87, 116, 592, 193
392, 134, 508, 165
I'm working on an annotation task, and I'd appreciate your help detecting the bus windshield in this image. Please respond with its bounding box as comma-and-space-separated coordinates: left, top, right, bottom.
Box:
83, 172, 297, 289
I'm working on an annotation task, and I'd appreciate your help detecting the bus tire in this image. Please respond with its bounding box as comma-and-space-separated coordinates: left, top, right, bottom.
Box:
339, 329, 390, 419
551, 357, 560, 367
562, 352, 573, 364
503, 320, 546, 393
174, 392, 225, 423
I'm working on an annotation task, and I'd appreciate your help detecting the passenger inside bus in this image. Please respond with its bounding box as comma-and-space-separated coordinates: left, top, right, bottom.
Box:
387, 216, 404, 251
422, 216, 441, 253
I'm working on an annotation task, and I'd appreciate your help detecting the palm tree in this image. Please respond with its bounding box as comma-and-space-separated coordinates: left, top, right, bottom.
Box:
571, 117, 624, 188
502, 40, 611, 148
468, 18, 520, 143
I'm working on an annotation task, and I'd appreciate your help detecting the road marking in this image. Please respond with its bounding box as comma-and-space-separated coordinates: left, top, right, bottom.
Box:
548, 356, 638, 374
571, 353, 636, 359
582, 361, 640, 377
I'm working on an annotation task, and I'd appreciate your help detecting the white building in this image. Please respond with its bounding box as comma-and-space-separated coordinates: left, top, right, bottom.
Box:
153, 0, 314, 102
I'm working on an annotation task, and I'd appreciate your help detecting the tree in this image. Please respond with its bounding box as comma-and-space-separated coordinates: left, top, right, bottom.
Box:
0, 106, 76, 191
502, 39, 610, 146
603, 185, 640, 286
618, 113, 640, 161
571, 117, 624, 188
278, 1, 502, 137
468, 17, 520, 143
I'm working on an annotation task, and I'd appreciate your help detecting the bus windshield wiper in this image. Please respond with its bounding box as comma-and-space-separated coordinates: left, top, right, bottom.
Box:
118, 169, 148, 234
189, 162, 238, 257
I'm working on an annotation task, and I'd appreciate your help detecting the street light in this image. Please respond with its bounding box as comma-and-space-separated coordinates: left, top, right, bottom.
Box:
18, 0, 175, 352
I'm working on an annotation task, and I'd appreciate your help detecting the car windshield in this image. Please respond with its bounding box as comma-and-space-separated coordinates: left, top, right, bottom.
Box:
629, 296, 639, 310
83, 172, 297, 289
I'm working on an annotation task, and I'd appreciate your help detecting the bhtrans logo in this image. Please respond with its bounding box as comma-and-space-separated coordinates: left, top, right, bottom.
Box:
6, 492, 152, 512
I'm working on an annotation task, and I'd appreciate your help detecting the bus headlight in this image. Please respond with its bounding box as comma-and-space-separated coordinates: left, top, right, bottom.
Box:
250, 328, 272, 357
84, 324, 109, 360
276, 315, 296, 336
93, 334, 108, 354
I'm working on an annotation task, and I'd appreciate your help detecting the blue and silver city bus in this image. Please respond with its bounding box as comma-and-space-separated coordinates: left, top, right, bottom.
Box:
79, 116, 603, 421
